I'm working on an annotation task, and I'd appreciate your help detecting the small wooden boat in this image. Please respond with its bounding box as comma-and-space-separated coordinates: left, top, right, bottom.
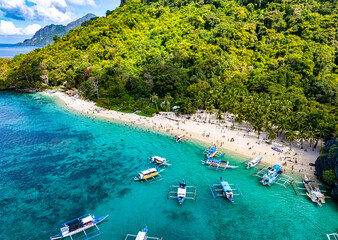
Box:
134, 168, 164, 181
125, 226, 162, 240
207, 147, 217, 158
246, 157, 262, 169
150, 156, 171, 166
34, 97, 41, 100
303, 174, 325, 206
168, 180, 196, 203
50, 214, 109, 240
175, 134, 185, 142
201, 158, 238, 170
209, 178, 242, 202
177, 180, 187, 204
261, 165, 283, 186
220, 177, 234, 202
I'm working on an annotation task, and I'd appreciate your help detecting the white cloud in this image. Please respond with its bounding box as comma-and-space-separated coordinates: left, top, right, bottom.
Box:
68, 0, 96, 7
0, 20, 41, 35
22, 23, 41, 35
0, 0, 96, 23
0, 20, 22, 35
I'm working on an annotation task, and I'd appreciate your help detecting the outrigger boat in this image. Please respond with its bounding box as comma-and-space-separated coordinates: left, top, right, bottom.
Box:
168, 180, 196, 204
261, 165, 283, 186
220, 178, 234, 202
175, 134, 186, 142
134, 168, 165, 182
207, 147, 217, 158
303, 174, 325, 206
246, 157, 262, 169
150, 156, 171, 166
201, 158, 238, 170
125, 226, 162, 240
177, 180, 187, 204
209, 178, 242, 203
50, 214, 109, 240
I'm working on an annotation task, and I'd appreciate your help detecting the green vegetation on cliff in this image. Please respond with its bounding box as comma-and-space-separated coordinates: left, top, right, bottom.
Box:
1, 0, 337, 143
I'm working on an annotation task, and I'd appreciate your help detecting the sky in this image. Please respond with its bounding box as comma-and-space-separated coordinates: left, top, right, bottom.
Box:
0, 0, 121, 43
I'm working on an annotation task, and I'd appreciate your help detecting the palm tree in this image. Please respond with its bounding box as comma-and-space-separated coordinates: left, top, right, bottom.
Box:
151, 93, 158, 112
163, 93, 173, 112
285, 130, 297, 150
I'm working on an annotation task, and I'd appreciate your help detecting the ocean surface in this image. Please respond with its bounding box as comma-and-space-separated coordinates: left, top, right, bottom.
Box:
0, 44, 38, 59
0, 92, 337, 240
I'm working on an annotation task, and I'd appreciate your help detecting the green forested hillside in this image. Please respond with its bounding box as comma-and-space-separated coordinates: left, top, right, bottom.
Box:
0, 0, 337, 144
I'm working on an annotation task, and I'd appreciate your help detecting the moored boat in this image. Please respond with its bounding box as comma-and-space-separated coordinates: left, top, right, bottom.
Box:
303, 174, 325, 206
201, 158, 238, 169
175, 134, 185, 142
261, 165, 283, 186
134, 168, 164, 181
220, 177, 234, 202
50, 214, 109, 240
246, 157, 262, 169
177, 180, 187, 204
207, 147, 217, 158
150, 156, 171, 166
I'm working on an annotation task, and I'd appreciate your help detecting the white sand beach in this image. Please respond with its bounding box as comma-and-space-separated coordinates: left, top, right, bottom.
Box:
46, 91, 320, 176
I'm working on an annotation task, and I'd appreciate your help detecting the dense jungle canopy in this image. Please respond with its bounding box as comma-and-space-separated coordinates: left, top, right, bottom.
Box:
0, 0, 337, 144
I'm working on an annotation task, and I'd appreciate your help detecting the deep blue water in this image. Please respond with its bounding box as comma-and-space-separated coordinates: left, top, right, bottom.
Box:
0, 44, 37, 59
0, 92, 337, 240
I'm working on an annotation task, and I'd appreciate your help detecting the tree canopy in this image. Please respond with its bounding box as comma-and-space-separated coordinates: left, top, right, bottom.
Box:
0, 0, 337, 142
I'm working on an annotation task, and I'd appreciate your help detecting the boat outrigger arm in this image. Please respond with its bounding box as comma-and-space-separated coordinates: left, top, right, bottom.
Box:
125, 227, 162, 240
50, 214, 109, 240
327, 233, 338, 240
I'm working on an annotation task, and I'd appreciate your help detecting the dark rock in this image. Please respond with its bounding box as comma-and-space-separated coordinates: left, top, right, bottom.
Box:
315, 138, 338, 200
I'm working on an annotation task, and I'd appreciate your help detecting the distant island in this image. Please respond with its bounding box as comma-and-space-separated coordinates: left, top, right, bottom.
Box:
17, 13, 97, 47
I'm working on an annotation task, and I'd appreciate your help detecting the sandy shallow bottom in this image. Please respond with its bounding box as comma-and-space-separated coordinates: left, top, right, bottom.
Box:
48, 91, 320, 177
0, 92, 336, 240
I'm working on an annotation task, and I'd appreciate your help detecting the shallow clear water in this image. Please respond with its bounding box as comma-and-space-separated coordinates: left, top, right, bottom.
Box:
0, 92, 337, 240
0, 44, 38, 59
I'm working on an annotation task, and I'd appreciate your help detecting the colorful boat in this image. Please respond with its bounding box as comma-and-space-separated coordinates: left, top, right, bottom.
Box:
201, 158, 238, 169
150, 156, 171, 166
177, 180, 187, 204
220, 177, 234, 203
50, 214, 109, 240
134, 168, 164, 181
175, 134, 185, 142
261, 165, 283, 186
207, 147, 217, 158
303, 174, 325, 206
246, 157, 262, 169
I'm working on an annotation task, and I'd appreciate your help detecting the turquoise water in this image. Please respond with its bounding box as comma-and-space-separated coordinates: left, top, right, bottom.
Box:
0, 44, 38, 59
0, 92, 337, 240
